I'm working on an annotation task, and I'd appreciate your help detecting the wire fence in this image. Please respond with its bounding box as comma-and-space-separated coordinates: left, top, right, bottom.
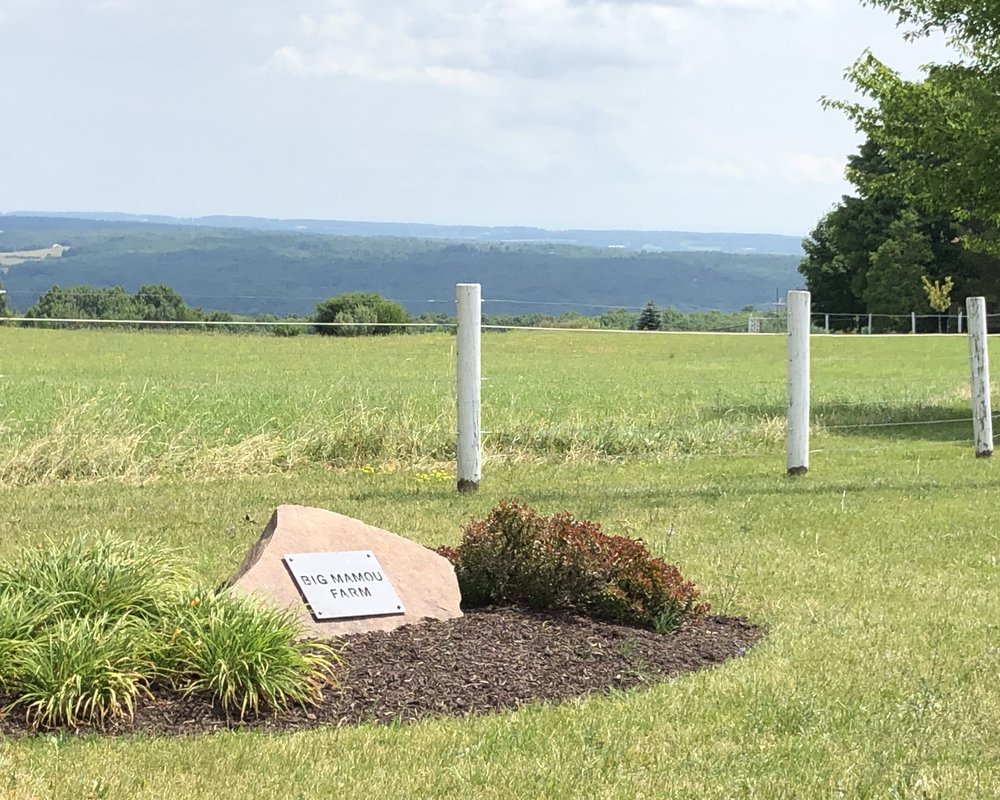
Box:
1, 317, 455, 330
0, 294, 995, 483
750, 310, 1000, 335
9, 283, 998, 336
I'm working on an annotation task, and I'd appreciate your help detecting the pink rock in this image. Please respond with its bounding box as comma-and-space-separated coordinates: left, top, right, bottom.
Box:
228, 505, 462, 637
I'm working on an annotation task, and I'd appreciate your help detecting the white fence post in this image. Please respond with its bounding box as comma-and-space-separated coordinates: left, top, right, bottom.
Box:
787, 291, 811, 475
911, 312, 917, 334
966, 297, 993, 458
456, 283, 483, 491
958, 309, 964, 334
868, 313, 873, 334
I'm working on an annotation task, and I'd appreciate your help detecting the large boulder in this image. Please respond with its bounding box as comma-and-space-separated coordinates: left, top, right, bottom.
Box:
229, 504, 462, 637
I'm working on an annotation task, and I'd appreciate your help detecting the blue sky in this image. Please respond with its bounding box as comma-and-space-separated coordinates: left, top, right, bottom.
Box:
0, 0, 953, 235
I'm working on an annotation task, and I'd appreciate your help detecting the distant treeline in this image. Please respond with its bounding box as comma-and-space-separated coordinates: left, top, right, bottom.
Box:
11, 211, 805, 255
0, 284, 775, 334
0, 216, 802, 317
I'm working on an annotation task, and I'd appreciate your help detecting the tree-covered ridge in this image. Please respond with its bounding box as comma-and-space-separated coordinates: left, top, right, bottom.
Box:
0, 216, 802, 317
7, 211, 805, 255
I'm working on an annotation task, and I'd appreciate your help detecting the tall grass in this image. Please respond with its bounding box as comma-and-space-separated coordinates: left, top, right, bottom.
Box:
1, 326, 999, 796
0, 327, 983, 485
6, 615, 153, 728
0, 534, 192, 621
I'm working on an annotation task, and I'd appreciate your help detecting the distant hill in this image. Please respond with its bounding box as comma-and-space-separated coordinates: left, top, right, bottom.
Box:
9, 211, 805, 256
0, 215, 804, 317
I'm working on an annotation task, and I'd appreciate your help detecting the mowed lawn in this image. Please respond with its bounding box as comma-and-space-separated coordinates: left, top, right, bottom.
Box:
0, 326, 998, 798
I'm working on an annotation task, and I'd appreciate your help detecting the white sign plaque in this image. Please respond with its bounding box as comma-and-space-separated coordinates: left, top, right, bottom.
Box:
282, 550, 405, 620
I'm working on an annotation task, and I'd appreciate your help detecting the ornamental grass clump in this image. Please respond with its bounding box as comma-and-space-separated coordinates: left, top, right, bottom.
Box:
0, 592, 52, 693
0, 535, 340, 730
0, 533, 192, 624
160, 589, 338, 719
4, 615, 154, 728
439, 500, 707, 633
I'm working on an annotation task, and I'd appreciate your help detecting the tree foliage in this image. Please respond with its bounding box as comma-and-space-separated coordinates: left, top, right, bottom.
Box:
830, 2, 1000, 253
0, 217, 802, 320
27, 285, 138, 322
135, 284, 192, 321
864, 211, 934, 319
798, 135, 1000, 320
312, 292, 409, 336
922, 274, 954, 313
25, 284, 206, 326
636, 301, 661, 331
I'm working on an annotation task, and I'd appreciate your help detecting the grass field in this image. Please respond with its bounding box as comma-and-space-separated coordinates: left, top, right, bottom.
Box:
1, 326, 998, 798
0, 246, 66, 268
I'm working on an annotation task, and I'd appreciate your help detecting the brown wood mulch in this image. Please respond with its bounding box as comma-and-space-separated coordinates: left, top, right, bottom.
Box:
0, 607, 762, 738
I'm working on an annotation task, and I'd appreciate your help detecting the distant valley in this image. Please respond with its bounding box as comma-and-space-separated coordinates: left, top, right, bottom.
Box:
0, 214, 805, 317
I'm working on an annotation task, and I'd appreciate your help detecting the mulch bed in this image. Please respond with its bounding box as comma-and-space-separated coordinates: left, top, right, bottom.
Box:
0, 607, 762, 738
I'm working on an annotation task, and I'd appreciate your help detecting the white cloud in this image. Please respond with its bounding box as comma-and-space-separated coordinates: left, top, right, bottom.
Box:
264, 1, 690, 85
89, 0, 132, 11
0, 0, 961, 232
689, 0, 831, 10
664, 156, 750, 180
780, 152, 845, 185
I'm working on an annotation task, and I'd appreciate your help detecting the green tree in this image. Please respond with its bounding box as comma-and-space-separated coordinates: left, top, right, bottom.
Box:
831, 2, 1000, 253
659, 307, 690, 331
800, 140, 907, 322
862, 211, 934, 328
27, 285, 138, 324
799, 136, 998, 321
135, 284, 193, 321
313, 292, 409, 336
922, 274, 955, 332
636, 301, 661, 331
332, 305, 377, 337
921, 274, 954, 313
598, 308, 638, 330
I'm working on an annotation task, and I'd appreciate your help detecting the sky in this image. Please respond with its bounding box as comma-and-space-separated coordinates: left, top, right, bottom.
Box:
0, 0, 956, 236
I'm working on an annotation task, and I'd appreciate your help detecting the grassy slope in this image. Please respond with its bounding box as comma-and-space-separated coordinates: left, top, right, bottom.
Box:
0, 328, 998, 798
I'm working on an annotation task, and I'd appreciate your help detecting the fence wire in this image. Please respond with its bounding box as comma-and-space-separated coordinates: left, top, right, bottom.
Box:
0, 311, 994, 470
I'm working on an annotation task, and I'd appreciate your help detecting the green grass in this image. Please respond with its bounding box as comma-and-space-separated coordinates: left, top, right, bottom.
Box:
162, 590, 337, 718
0, 535, 338, 727
5, 614, 153, 729
0, 327, 999, 797
0, 327, 981, 482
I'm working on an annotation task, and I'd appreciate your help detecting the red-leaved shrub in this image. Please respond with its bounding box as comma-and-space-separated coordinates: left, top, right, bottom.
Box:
437, 500, 707, 633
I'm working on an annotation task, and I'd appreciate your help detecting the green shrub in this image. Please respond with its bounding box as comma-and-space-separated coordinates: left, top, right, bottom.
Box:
161, 589, 338, 718
4, 615, 154, 728
313, 291, 409, 336
439, 501, 707, 633
0, 592, 51, 692
0, 536, 341, 729
0, 533, 192, 624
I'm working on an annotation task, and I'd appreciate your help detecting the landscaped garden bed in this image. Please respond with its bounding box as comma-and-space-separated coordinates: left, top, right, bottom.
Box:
0, 501, 761, 737
0, 606, 760, 737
